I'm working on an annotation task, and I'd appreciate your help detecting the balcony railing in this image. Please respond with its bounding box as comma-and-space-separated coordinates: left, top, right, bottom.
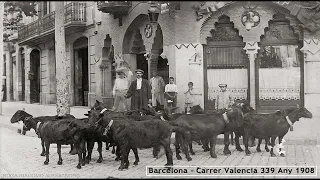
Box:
97, 1, 132, 15
18, 2, 86, 42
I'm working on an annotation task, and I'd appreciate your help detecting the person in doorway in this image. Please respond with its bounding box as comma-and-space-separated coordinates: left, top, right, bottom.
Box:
150, 71, 165, 110
184, 82, 195, 114
125, 69, 152, 111
165, 77, 178, 109
112, 68, 129, 112
215, 84, 234, 111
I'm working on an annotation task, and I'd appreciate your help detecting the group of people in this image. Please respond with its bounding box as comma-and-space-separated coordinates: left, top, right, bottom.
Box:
112, 66, 235, 113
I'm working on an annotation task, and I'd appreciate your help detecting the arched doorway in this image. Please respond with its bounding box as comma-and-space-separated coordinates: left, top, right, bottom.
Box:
29, 49, 41, 103
204, 15, 249, 112
157, 56, 169, 84
73, 37, 89, 106
132, 29, 148, 79
20, 48, 25, 101
256, 12, 303, 113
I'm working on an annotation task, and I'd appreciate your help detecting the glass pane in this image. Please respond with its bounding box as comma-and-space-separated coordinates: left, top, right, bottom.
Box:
259, 45, 300, 68
259, 45, 300, 100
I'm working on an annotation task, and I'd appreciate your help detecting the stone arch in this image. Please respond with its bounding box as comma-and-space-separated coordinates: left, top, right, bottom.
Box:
122, 14, 149, 54
199, 2, 306, 43
122, 14, 151, 79
130, 29, 146, 54
151, 24, 168, 83
73, 36, 89, 106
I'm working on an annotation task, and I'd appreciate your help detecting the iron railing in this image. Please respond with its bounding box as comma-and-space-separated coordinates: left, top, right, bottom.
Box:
18, 2, 86, 41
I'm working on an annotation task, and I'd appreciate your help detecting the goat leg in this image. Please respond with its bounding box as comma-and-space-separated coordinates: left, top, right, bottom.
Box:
175, 133, 182, 160
230, 132, 234, 145
132, 148, 139, 165
85, 140, 94, 164
234, 132, 243, 151
152, 146, 160, 158
256, 138, 262, 152
243, 131, 251, 156
223, 132, 231, 155
189, 142, 195, 155
181, 131, 192, 161
44, 142, 50, 165
40, 139, 45, 156
76, 141, 84, 169
278, 136, 285, 157
118, 145, 129, 171
265, 138, 270, 152
57, 144, 63, 165
106, 142, 109, 150
115, 145, 121, 161
69, 144, 77, 155
81, 141, 86, 166
209, 136, 217, 158
162, 139, 173, 166
96, 141, 103, 163
270, 137, 277, 157
202, 138, 209, 152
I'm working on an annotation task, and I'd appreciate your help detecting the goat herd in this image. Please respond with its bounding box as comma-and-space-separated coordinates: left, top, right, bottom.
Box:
10, 100, 313, 170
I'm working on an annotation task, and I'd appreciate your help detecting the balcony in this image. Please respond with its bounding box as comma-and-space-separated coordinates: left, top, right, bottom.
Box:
97, 1, 132, 26
97, 1, 131, 15
18, 2, 87, 46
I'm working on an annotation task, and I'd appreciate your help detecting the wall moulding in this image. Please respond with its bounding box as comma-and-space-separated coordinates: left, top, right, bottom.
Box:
300, 39, 320, 55
200, 2, 303, 43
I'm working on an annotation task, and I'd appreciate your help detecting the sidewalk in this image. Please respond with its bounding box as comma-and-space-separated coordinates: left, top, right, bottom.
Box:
1, 101, 320, 145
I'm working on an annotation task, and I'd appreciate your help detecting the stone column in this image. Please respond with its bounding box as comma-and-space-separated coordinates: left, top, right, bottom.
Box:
5, 48, 13, 101
146, 50, 160, 79
99, 62, 108, 96
47, 48, 56, 104
244, 41, 260, 110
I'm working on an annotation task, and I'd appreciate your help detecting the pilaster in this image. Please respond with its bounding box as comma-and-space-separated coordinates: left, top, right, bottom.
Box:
300, 38, 320, 116
5, 48, 13, 101
244, 41, 260, 110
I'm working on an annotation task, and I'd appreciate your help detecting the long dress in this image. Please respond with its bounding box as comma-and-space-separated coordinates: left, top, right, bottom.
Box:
112, 77, 129, 112
150, 76, 165, 106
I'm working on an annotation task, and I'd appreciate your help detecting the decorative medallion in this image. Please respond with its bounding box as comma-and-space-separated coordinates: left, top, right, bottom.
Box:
241, 10, 260, 31
144, 24, 153, 38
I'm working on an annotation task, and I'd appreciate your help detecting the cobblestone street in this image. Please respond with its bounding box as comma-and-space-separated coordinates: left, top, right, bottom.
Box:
1, 126, 320, 179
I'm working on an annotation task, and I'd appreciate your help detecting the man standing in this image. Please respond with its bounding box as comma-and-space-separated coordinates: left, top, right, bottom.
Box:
215, 84, 234, 111
150, 71, 165, 110
125, 69, 152, 111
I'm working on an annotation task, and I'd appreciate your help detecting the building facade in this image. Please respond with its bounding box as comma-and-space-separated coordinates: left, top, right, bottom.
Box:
4, 1, 320, 116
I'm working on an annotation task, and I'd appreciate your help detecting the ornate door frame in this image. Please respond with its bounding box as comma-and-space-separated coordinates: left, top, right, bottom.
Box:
255, 13, 304, 112
203, 15, 249, 112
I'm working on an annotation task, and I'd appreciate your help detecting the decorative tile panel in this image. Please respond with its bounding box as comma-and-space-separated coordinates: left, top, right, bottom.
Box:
259, 88, 300, 100
208, 88, 248, 101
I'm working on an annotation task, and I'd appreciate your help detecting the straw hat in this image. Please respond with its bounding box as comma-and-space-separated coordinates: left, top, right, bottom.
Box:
115, 67, 127, 74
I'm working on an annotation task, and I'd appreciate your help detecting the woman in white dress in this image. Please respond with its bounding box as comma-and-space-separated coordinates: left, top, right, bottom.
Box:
112, 68, 129, 112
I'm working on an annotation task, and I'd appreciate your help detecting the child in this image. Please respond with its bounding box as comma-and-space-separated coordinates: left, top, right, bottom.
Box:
184, 82, 195, 114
